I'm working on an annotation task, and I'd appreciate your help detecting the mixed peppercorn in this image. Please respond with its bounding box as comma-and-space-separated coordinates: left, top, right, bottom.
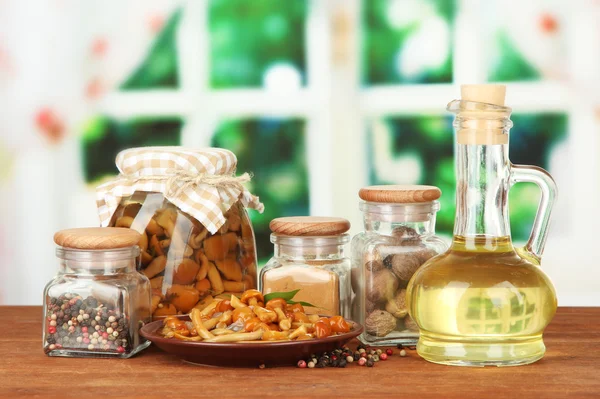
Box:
44, 293, 132, 355
292, 345, 406, 369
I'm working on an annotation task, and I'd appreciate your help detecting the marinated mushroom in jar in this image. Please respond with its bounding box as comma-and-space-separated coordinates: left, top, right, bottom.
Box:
109, 195, 258, 319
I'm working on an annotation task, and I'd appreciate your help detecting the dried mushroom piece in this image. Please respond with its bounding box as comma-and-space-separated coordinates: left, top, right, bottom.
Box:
385, 289, 408, 319
365, 259, 385, 273
365, 310, 397, 337
366, 268, 398, 303
389, 252, 423, 281
404, 315, 419, 332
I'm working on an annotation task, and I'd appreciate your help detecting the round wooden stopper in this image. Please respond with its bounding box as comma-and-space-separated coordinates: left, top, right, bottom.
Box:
269, 217, 351, 236
359, 185, 441, 203
54, 227, 141, 250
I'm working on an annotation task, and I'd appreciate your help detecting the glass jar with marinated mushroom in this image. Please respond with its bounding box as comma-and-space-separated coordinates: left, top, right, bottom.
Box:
351, 185, 447, 345
259, 217, 352, 318
43, 227, 151, 358
96, 147, 263, 319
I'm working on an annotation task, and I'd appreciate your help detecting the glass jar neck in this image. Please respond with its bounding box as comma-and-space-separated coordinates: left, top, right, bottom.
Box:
360, 201, 438, 236
56, 247, 139, 275
271, 234, 348, 262
450, 101, 513, 243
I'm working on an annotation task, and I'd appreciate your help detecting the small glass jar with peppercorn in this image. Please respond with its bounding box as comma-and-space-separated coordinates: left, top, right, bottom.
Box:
351, 186, 447, 345
43, 227, 152, 358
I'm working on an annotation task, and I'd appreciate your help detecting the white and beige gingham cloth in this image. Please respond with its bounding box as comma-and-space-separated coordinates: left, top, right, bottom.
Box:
96, 147, 264, 234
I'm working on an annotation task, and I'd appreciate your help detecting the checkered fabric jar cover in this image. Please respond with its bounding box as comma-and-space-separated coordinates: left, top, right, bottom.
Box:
96, 147, 264, 234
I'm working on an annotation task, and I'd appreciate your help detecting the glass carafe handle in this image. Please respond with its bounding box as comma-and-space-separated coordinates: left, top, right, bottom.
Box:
509, 164, 558, 262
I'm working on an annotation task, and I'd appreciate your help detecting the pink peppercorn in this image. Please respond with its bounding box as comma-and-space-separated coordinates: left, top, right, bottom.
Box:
81, 327, 88, 333
83, 338, 90, 344
82, 332, 89, 338
48, 326, 56, 334
102, 332, 109, 339
386, 348, 393, 356
117, 346, 125, 354
380, 353, 388, 361
297, 360, 307, 368
360, 352, 367, 358
358, 358, 367, 366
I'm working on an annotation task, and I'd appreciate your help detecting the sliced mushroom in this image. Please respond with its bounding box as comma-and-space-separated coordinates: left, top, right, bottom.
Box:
143, 255, 167, 279
215, 258, 243, 282
153, 303, 177, 318
122, 202, 142, 218
190, 308, 215, 340
167, 285, 201, 313
115, 216, 134, 228
172, 258, 201, 285
149, 235, 164, 257
188, 229, 208, 249
262, 330, 290, 341
150, 276, 164, 289
203, 232, 238, 261
203, 330, 263, 343
155, 209, 176, 237
288, 325, 308, 340
207, 263, 224, 294
230, 294, 246, 309
192, 295, 214, 312
140, 251, 153, 266
195, 252, 210, 281
253, 306, 277, 324
146, 218, 164, 237
138, 233, 148, 252
223, 281, 245, 292
195, 278, 211, 293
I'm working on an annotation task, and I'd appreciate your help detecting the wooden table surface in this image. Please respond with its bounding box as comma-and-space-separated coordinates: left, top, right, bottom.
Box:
1, 307, 599, 398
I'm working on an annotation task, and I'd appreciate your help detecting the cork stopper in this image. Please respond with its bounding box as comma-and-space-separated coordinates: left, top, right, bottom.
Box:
54, 227, 141, 250
461, 84, 506, 106
270, 217, 350, 236
452, 84, 510, 145
359, 185, 441, 203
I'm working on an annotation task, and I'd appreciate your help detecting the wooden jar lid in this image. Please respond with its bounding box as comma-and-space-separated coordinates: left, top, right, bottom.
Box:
270, 217, 351, 236
54, 228, 141, 250
359, 185, 441, 203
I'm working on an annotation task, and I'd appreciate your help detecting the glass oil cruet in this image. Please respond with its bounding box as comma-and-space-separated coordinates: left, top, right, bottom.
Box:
406, 85, 558, 367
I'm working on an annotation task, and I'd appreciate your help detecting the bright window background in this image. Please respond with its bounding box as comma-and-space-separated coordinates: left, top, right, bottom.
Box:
0, 0, 598, 305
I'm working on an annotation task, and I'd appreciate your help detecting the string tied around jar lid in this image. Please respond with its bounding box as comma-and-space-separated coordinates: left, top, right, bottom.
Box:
122, 170, 253, 200
96, 147, 264, 234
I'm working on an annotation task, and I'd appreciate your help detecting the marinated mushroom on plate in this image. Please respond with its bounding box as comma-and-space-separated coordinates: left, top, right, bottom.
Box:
160, 289, 353, 342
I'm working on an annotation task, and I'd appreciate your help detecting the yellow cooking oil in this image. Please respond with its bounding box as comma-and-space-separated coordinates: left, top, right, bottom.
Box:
407, 235, 557, 367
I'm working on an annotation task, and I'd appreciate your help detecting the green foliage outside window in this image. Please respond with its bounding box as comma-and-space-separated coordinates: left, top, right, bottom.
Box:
363, 0, 454, 85
212, 118, 310, 261
367, 113, 567, 241
80, 117, 182, 183
209, 0, 307, 88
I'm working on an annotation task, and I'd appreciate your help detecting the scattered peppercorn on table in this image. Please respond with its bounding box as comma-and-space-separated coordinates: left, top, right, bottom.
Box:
1, 307, 599, 398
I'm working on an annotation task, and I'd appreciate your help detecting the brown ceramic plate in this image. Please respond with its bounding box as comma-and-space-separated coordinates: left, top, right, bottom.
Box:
141, 316, 363, 367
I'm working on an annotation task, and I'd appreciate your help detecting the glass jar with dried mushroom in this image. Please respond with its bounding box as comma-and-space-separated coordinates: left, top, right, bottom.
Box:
43, 228, 151, 358
260, 217, 352, 318
96, 147, 264, 319
351, 185, 447, 345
